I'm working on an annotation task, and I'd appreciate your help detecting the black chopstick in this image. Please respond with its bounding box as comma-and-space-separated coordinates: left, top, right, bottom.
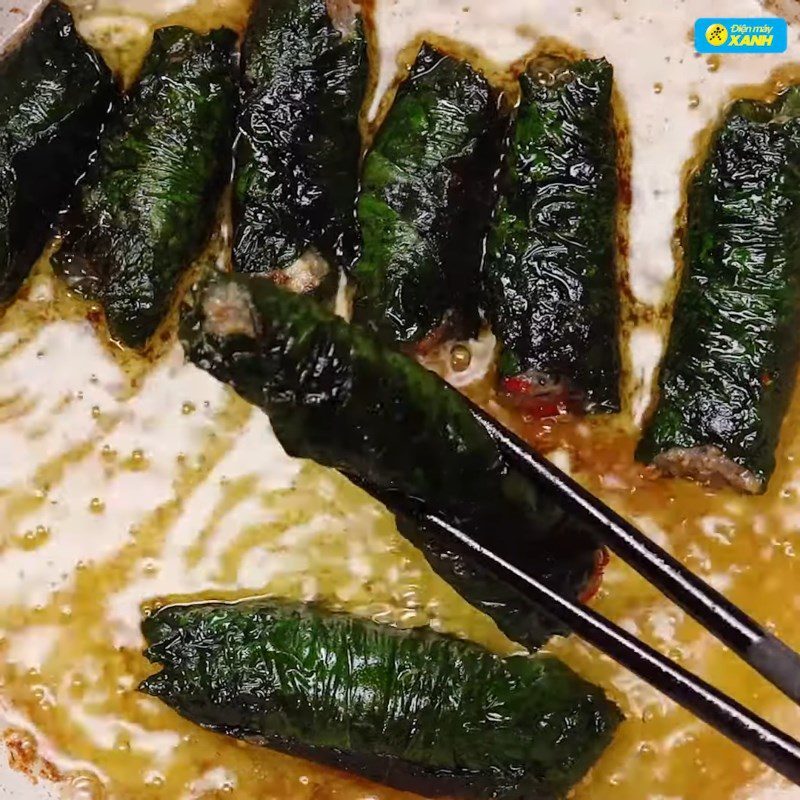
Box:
370, 486, 800, 786
464, 398, 800, 707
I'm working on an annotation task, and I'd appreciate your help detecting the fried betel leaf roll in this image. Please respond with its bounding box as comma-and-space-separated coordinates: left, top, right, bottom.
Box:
181, 274, 604, 648
638, 88, 800, 494
142, 599, 622, 800
233, 0, 367, 286
484, 56, 621, 416
352, 43, 503, 352
53, 26, 236, 348
391, 510, 602, 652
0, 1, 115, 305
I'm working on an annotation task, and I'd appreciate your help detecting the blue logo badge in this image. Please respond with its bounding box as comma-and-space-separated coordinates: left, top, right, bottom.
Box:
695, 18, 788, 54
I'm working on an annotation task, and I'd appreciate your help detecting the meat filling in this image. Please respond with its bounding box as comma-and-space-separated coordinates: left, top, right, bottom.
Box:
326, 0, 359, 35
202, 281, 258, 339
652, 445, 761, 495
268, 251, 331, 296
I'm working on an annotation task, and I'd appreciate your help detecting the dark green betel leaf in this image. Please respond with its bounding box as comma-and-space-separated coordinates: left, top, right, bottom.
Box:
352, 43, 504, 352
484, 56, 620, 416
232, 0, 367, 290
53, 25, 237, 348
0, 1, 115, 305
392, 511, 597, 653
141, 599, 622, 799
638, 87, 800, 494
180, 274, 604, 648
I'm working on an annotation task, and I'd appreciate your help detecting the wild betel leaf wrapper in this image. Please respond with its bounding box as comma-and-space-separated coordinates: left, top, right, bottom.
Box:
141, 599, 622, 799
181, 274, 605, 649
352, 43, 503, 351
53, 26, 237, 348
638, 87, 800, 493
0, 1, 115, 305
483, 57, 621, 415
233, 0, 367, 285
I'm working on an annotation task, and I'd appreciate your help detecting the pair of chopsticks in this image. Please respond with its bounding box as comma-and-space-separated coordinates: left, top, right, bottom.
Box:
364, 396, 800, 786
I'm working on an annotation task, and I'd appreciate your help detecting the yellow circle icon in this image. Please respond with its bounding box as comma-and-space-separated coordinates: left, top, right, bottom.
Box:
705, 22, 729, 46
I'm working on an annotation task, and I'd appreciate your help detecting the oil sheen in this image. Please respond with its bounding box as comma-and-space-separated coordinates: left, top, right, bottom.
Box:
0, 1, 799, 799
